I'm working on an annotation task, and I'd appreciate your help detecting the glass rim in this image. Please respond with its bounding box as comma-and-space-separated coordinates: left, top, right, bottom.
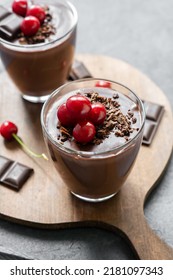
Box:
0, 0, 78, 50
41, 78, 146, 158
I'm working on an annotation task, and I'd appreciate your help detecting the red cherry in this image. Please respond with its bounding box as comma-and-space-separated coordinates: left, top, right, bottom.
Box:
66, 95, 91, 120
57, 103, 76, 126
0, 121, 48, 160
21, 16, 40, 36
27, 5, 46, 24
0, 121, 18, 141
89, 103, 106, 125
95, 80, 111, 88
73, 121, 96, 143
12, 0, 28, 17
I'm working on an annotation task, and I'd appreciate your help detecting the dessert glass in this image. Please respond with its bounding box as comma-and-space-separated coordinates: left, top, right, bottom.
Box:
41, 78, 145, 202
0, 0, 78, 103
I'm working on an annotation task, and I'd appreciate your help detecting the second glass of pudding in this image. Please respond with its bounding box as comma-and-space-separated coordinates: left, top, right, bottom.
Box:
0, 0, 77, 103
41, 79, 145, 202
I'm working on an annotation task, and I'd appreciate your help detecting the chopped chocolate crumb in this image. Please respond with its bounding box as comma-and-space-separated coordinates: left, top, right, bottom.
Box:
60, 126, 72, 138
127, 110, 134, 117
132, 117, 137, 124
115, 130, 123, 137
105, 120, 116, 130
113, 93, 119, 99
18, 37, 27, 44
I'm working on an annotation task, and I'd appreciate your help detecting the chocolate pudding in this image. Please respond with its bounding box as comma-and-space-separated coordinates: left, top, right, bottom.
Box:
0, 0, 77, 103
41, 79, 145, 202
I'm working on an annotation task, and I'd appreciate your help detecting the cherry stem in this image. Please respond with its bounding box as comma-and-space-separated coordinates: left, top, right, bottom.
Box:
12, 133, 48, 161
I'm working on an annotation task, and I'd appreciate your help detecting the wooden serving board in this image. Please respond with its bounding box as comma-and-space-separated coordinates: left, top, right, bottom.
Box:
0, 54, 173, 260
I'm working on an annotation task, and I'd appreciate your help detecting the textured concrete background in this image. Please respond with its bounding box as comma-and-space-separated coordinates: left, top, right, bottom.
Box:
0, 0, 173, 259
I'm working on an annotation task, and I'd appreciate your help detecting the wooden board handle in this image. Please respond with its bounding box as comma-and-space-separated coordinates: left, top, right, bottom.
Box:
113, 218, 173, 260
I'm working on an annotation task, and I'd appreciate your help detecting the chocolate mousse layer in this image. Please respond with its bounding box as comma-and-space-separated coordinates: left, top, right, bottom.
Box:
43, 85, 144, 201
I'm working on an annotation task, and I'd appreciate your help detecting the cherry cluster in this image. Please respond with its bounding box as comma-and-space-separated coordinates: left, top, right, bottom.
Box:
12, 0, 46, 36
57, 94, 107, 143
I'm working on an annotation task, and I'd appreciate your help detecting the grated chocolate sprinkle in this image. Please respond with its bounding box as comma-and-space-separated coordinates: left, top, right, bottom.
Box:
57, 91, 139, 145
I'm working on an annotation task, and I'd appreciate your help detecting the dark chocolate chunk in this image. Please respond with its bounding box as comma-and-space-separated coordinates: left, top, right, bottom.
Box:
0, 155, 33, 190
143, 120, 156, 144
0, 155, 13, 177
0, 5, 11, 21
142, 101, 164, 145
0, 10, 22, 40
143, 101, 164, 122
68, 60, 92, 80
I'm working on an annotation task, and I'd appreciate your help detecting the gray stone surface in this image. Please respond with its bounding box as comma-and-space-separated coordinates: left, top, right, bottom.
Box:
0, 0, 173, 259
0, 222, 136, 260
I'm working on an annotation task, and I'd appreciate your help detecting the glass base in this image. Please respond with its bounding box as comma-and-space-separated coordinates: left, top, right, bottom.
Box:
22, 94, 50, 103
71, 191, 117, 203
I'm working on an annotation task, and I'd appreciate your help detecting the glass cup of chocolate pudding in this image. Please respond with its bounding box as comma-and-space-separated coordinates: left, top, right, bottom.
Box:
41, 78, 145, 202
0, 0, 77, 103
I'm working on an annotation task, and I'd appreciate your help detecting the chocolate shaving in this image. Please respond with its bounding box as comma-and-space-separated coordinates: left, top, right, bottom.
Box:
57, 126, 72, 143
113, 93, 119, 99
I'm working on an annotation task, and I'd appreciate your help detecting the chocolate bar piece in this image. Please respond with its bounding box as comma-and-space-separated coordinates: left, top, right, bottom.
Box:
143, 100, 164, 122
143, 120, 157, 143
0, 6, 11, 21
0, 5, 22, 40
0, 156, 13, 177
69, 60, 92, 80
142, 101, 164, 145
0, 155, 33, 190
